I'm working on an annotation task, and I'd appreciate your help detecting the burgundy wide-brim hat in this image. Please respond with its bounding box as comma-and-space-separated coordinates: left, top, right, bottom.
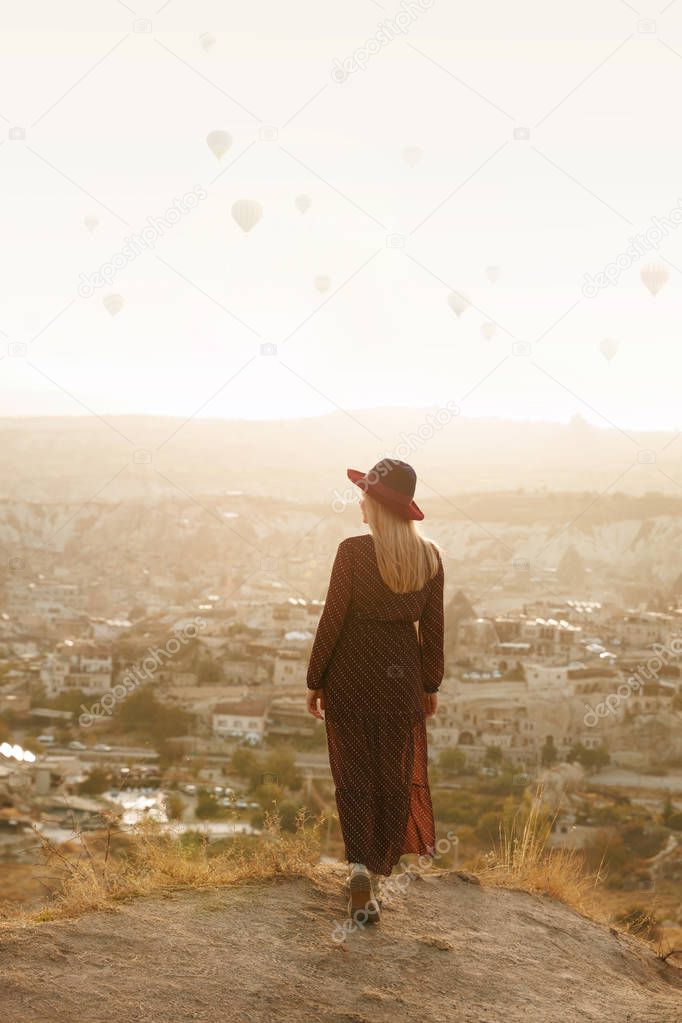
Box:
347, 458, 424, 521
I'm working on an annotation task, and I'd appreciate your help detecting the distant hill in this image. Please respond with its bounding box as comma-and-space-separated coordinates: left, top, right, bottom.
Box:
2, 868, 680, 1022
4, 490, 682, 596
1, 408, 682, 503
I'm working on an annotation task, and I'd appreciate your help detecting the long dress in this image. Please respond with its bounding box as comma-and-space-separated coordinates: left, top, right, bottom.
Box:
306, 532, 445, 876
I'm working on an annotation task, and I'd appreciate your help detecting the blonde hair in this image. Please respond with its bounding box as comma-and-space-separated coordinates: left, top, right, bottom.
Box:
363, 492, 441, 593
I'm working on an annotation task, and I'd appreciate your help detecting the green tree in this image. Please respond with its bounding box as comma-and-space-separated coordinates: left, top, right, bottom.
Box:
541, 735, 558, 766
251, 780, 286, 808
197, 659, 222, 684
196, 789, 223, 819
475, 811, 502, 844
231, 747, 260, 783
48, 689, 89, 715
263, 746, 301, 791
165, 792, 185, 821
661, 794, 674, 827
439, 747, 467, 775
568, 742, 609, 772
484, 745, 503, 766
116, 688, 191, 742
77, 768, 110, 795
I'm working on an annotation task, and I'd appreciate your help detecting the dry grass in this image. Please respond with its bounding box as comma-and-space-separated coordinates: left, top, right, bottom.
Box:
6, 783, 676, 968
470, 789, 682, 967
474, 788, 605, 921
1, 808, 326, 927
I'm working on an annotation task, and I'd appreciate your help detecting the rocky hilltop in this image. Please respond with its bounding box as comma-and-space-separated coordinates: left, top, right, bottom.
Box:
2, 868, 681, 1023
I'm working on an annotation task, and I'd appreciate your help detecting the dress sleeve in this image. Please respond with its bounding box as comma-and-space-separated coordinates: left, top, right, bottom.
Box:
418, 552, 444, 693
306, 539, 354, 690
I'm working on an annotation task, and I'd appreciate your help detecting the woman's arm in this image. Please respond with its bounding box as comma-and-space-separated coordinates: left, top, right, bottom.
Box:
306, 538, 354, 691
418, 553, 444, 693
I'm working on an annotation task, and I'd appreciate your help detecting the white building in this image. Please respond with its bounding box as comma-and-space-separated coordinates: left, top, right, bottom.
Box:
40, 641, 113, 698
525, 663, 570, 695
211, 698, 269, 742
273, 652, 307, 687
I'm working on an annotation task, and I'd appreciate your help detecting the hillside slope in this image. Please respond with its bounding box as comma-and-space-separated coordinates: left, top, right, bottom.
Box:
2, 868, 681, 1023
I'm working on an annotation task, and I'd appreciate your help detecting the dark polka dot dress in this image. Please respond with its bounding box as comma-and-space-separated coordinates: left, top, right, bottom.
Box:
306, 532, 444, 876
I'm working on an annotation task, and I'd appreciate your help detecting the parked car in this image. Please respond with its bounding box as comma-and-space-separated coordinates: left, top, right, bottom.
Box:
68, 740, 87, 751
93, 743, 112, 752
37, 734, 55, 745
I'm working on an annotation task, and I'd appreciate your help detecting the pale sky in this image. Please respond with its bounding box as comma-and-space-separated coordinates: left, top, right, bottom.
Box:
1, 1, 682, 433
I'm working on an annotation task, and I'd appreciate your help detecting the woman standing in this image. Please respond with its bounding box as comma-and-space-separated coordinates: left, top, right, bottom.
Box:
306, 458, 445, 923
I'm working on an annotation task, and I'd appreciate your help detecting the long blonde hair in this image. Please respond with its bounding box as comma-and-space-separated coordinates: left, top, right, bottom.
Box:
363, 493, 441, 593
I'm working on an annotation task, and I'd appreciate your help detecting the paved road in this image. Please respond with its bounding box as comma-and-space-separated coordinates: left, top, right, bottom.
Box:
593, 767, 682, 793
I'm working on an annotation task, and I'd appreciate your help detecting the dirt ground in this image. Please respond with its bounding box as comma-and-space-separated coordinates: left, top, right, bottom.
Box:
2, 867, 681, 1023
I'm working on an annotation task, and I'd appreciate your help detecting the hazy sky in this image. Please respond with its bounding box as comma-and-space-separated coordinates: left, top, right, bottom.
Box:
1, 1, 682, 434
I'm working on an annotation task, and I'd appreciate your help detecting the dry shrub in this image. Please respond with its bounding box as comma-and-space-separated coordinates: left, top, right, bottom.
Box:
475, 786, 604, 919
5, 808, 325, 926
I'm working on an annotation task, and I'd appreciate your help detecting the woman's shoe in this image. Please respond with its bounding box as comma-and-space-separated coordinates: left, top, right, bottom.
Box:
347, 870, 381, 925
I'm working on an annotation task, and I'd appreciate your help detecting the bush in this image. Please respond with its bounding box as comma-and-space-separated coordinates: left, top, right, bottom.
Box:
438, 748, 467, 775
615, 907, 661, 942
165, 792, 185, 821
77, 769, 110, 796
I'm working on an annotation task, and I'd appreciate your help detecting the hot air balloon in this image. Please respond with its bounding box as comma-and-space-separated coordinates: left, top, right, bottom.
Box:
199, 32, 216, 52
481, 322, 496, 340
600, 337, 618, 362
641, 262, 669, 296
103, 294, 124, 317
207, 130, 232, 160
485, 266, 501, 284
402, 146, 422, 168
84, 215, 98, 233
447, 291, 470, 317
295, 194, 312, 214
314, 276, 331, 294
231, 199, 263, 233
